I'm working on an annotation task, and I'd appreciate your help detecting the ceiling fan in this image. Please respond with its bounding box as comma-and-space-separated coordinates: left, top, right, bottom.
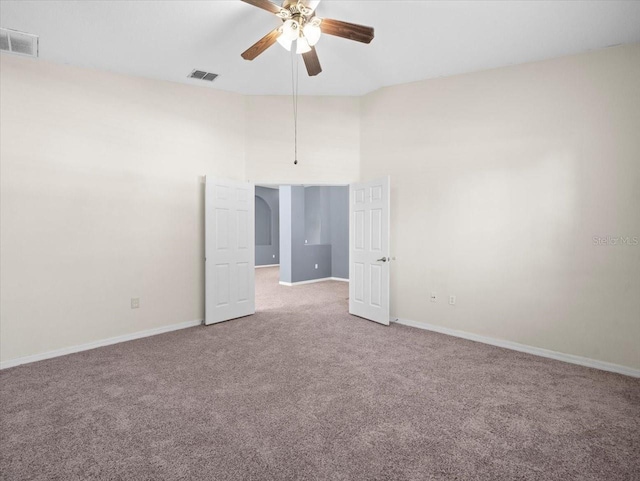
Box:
240, 0, 374, 76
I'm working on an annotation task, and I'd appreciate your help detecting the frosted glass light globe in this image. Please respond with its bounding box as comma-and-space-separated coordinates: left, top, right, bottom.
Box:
303, 23, 321, 46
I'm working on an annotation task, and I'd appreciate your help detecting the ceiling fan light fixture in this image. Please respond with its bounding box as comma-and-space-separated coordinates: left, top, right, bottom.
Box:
240, 0, 374, 76
296, 36, 312, 54
281, 19, 300, 41
303, 23, 321, 46
297, 1, 314, 17
277, 19, 301, 51
277, 32, 293, 51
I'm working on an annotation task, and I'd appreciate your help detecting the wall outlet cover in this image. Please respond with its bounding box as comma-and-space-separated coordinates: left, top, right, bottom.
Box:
449, 295, 456, 305
131, 298, 140, 309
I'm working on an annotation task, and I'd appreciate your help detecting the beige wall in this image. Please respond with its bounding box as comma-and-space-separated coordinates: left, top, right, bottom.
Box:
245, 95, 360, 185
0, 55, 246, 361
2, 45, 638, 371
360, 44, 640, 370
0, 56, 359, 363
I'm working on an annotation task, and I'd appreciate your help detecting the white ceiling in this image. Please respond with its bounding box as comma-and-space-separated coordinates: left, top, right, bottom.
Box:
1, 0, 639, 96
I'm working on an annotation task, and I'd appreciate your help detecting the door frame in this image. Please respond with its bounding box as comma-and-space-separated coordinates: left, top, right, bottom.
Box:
249, 179, 391, 323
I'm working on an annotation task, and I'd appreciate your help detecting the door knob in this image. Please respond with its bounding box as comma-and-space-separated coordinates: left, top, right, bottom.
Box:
376, 257, 387, 262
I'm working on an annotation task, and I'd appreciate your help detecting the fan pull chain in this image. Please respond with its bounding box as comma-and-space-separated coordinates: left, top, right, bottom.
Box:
291, 48, 299, 165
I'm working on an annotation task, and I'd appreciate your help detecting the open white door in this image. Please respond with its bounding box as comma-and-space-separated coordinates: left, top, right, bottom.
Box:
205, 177, 255, 325
349, 176, 390, 325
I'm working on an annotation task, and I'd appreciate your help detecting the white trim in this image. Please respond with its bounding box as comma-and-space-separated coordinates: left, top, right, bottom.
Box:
279, 277, 349, 286
395, 318, 640, 378
255, 264, 280, 268
280, 278, 329, 286
0, 319, 202, 370
252, 181, 350, 188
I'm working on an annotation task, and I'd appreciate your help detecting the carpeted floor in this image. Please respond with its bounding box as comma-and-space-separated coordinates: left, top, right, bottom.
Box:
1, 267, 639, 480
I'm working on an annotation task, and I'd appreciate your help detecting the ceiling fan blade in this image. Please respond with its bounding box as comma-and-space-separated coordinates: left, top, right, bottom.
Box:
241, 27, 281, 61
319, 18, 374, 44
241, 0, 285, 16
302, 47, 322, 76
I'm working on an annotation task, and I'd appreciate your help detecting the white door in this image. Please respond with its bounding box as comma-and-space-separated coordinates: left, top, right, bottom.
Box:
205, 177, 255, 325
349, 176, 390, 325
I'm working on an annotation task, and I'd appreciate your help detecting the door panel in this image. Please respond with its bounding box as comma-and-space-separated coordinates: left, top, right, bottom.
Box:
205, 178, 255, 325
349, 177, 390, 325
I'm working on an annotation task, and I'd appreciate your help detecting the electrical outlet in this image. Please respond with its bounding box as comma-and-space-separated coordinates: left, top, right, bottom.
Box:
315, 264, 318, 269
272, 254, 276, 258
430, 292, 436, 302
449, 295, 456, 306
131, 298, 140, 309
305, 239, 308, 244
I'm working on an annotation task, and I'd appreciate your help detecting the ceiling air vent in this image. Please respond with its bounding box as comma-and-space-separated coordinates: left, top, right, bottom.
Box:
0, 28, 39, 57
188, 69, 218, 82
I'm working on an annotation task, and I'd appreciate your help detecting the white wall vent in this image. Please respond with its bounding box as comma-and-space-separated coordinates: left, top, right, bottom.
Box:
0, 28, 39, 57
188, 70, 218, 82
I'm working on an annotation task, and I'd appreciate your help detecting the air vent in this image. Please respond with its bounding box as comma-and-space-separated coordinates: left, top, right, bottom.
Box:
0, 28, 39, 57
188, 69, 218, 82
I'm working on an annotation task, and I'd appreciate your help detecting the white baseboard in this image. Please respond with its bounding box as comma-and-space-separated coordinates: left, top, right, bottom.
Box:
0, 319, 202, 370
255, 264, 279, 268
280, 277, 349, 286
395, 318, 640, 378
280, 279, 328, 286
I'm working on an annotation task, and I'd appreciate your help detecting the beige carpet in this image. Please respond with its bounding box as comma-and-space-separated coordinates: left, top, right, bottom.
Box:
1, 267, 638, 480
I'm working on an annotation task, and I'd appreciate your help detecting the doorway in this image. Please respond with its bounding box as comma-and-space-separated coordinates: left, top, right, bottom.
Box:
205, 177, 390, 326
257, 184, 349, 286
255, 186, 280, 268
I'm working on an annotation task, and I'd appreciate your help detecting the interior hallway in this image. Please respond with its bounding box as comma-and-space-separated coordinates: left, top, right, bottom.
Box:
0, 267, 638, 480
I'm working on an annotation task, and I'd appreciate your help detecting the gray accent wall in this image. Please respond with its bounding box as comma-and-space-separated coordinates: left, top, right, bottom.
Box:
280, 185, 348, 283
304, 187, 322, 245
304, 186, 332, 246
329, 186, 349, 279
255, 186, 279, 266
279, 186, 293, 282
255, 196, 271, 246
